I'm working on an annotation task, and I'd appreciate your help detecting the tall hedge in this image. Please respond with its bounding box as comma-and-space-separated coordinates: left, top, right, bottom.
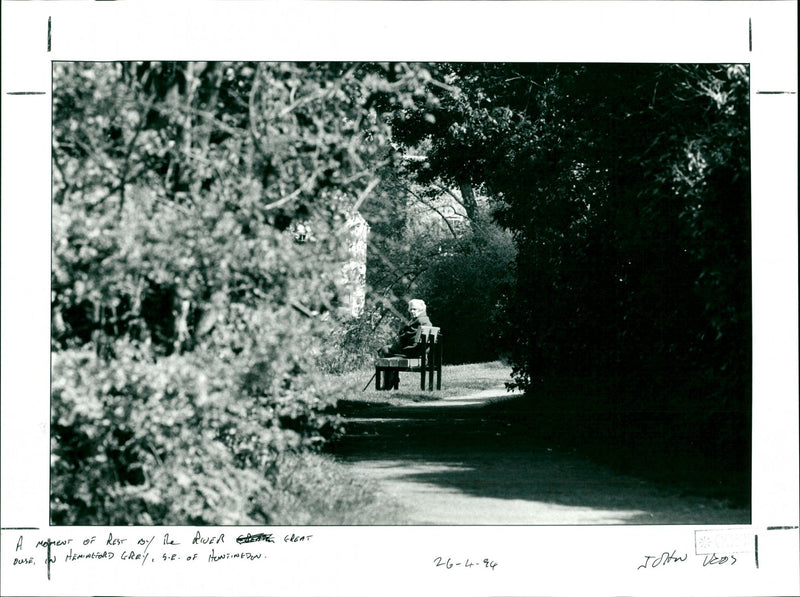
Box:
51, 61, 441, 523
390, 63, 752, 484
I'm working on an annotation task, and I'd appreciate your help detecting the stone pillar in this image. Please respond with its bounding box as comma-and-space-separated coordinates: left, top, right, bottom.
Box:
340, 211, 369, 318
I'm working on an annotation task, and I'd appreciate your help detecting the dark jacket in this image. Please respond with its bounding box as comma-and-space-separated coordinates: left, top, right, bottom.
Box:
398, 314, 432, 357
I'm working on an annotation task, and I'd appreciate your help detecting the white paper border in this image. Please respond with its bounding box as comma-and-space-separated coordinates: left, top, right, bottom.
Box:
2, 2, 797, 596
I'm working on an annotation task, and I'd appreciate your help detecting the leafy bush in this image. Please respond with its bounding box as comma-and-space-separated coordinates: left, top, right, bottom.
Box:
316, 307, 401, 374
50, 342, 407, 525
50, 332, 347, 525
52, 344, 256, 524
413, 212, 516, 364
50, 61, 444, 524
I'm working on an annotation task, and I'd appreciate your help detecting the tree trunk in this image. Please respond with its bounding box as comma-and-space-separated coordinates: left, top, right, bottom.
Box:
459, 180, 478, 221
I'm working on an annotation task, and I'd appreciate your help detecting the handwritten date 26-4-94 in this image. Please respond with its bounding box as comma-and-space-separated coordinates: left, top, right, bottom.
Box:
434, 557, 498, 571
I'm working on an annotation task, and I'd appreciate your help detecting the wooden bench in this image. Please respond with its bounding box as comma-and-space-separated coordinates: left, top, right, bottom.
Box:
375, 325, 443, 391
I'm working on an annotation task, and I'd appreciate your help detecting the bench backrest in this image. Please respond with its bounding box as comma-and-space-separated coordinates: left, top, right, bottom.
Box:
413, 325, 441, 344
415, 326, 442, 370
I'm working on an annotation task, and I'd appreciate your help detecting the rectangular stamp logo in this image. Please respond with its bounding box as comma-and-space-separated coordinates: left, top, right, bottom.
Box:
694, 528, 753, 555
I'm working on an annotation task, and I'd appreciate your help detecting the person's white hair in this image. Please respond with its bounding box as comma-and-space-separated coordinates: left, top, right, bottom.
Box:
408, 299, 426, 312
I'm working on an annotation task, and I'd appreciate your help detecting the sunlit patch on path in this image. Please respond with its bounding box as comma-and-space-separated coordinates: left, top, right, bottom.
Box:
351, 459, 652, 525
400, 387, 523, 409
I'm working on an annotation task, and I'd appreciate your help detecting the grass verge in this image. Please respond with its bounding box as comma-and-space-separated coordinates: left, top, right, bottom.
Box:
252, 451, 407, 525
329, 360, 515, 407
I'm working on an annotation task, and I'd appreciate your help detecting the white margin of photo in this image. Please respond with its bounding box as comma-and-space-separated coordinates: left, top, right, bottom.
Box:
1, 2, 797, 596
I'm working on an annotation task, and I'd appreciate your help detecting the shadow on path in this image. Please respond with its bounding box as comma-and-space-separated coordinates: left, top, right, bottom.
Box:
327, 391, 751, 525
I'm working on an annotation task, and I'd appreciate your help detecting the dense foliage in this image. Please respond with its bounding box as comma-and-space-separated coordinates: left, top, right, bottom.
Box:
409, 209, 516, 364
356, 148, 517, 364
52, 61, 752, 522
51, 61, 440, 523
391, 63, 752, 484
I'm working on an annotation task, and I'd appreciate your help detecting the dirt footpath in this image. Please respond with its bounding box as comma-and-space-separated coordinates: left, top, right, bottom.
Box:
329, 388, 751, 525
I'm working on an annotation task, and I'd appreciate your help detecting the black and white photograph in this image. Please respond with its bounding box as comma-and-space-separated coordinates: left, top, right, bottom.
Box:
1, 2, 797, 596
49, 60, 753, 527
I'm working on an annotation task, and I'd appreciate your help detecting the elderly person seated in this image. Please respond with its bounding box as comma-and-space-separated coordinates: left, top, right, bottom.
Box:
377, 299, 433, 389
378, 299, 432, 359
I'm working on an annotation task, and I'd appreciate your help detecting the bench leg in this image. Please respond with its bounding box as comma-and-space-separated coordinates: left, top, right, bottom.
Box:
377, 369, 397, 391
436, 366, 441, 390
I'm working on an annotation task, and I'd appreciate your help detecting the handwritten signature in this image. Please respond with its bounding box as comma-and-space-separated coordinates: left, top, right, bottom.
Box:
701, 553, 737, 566
638, 550, 737, 570
638, 550, 688, 569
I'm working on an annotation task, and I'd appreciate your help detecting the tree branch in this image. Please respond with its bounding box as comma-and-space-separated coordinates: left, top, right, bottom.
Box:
118, 97, 156, 212
431, 182, 469, 212
351, 177, 381, 213
403, 185, 469, 251
262, 168, 322, 211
